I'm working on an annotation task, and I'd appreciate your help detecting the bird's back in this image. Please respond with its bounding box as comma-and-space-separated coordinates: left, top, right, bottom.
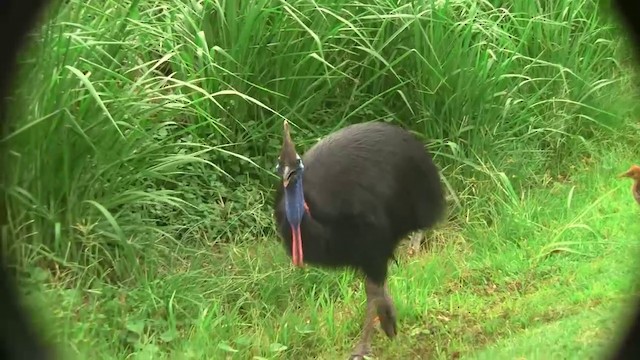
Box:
301, 122, 445, 234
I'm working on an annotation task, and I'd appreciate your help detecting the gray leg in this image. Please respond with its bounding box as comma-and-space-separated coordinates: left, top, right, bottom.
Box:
376, 281, 397, 338
349, 278, 397, 360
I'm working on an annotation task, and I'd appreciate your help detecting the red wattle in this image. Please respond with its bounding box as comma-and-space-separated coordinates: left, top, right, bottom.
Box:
291, 225, 304, 267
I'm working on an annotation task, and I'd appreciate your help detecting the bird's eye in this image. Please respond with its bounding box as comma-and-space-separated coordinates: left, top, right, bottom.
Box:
275, 163, 281, 174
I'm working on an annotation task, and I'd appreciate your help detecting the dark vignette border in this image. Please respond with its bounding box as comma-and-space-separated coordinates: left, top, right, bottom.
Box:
0, 0, 638, 359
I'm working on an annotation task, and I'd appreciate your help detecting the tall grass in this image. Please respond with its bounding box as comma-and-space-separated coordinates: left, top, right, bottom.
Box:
1, 0, 635, 281
2, 0, 639, 358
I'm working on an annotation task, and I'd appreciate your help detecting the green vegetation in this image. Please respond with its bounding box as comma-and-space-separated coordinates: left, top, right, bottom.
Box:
3, 0, 639, 359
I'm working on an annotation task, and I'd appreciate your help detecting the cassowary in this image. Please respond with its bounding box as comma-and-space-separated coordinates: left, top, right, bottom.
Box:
273, 120, 446, 359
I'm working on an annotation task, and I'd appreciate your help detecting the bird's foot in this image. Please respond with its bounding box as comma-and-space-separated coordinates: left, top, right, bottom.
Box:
348, 342, 372, 360
376, 297, 397, 338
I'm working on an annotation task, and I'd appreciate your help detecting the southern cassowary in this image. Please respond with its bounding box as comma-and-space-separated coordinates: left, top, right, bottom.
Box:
273, 120, 446, 359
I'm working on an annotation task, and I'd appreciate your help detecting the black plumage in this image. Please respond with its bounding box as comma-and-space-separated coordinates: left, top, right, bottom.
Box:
273, 120, 446, 359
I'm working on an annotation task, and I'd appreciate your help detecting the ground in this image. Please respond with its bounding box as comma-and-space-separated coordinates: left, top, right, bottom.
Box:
17, 145, 639, 360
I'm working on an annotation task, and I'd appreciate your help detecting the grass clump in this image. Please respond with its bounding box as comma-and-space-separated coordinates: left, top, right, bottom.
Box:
2, 0, 639, 359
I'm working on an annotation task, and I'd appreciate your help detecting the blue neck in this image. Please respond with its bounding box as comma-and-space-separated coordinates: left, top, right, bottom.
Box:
284, 173, 305, 228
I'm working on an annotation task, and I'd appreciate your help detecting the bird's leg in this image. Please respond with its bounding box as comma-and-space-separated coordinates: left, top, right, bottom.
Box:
349, 278, 397, 360
349, 292, 377, 359
375, 281, 397, 339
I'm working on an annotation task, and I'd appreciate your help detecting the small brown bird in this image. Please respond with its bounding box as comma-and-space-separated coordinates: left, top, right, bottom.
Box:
619, 165, 640, 205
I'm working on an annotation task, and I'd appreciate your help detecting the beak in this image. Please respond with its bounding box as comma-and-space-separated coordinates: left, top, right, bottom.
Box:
282, 166, 294, 188
618, 170, 631, 178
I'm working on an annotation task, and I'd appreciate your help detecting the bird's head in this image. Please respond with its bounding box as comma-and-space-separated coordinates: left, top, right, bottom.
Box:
619, 165, 640, 181
276, 120, 304, 189
276, 120, 306, 267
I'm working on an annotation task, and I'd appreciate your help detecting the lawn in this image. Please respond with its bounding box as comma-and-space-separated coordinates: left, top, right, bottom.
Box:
3, 0, 640, 359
